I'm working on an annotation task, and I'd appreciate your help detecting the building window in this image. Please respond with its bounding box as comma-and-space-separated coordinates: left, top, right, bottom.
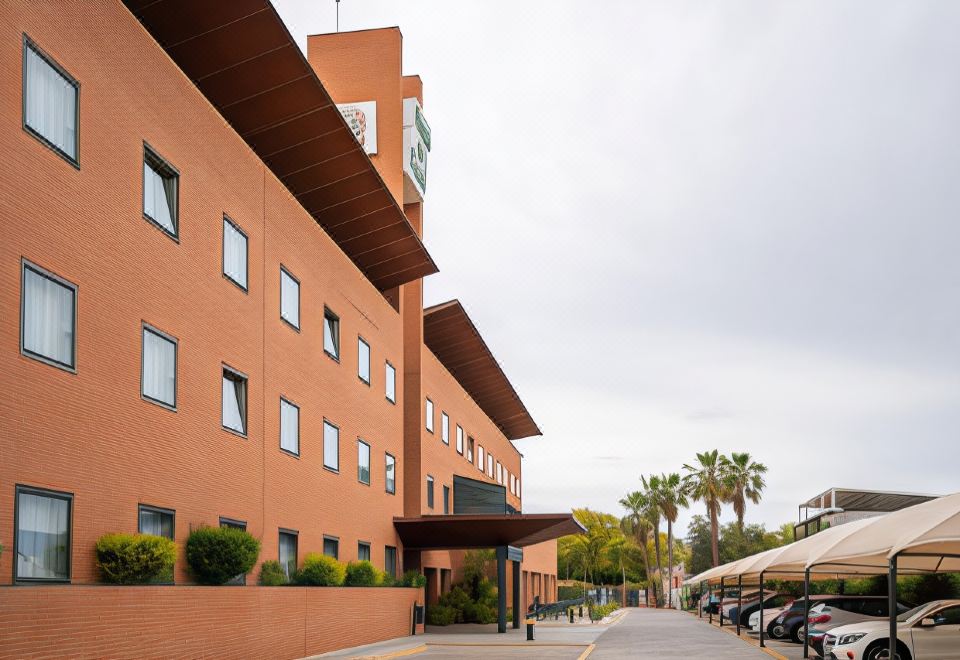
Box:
426, 475, 435, 509
441, 413, 449, 445
280, 267, 300, 330
510, 474, 516, 494
385, 362, 396, 403
323, 307, 340, 360
385, 546, 397, 578
487, 454, 494, 479
385, 453, 396, 494
323, 420, 339, 471
220, 518, 247, 585
516, 479, 521, 498
323, 536, 339, 559
456, 425, 464, 455
21, 260, 76, 371
443, 485, 450, 514
222, 366, 247, 436
477, 445, 484, 471
23, 38, 78, 165
279, 529, 298, 579
467, 437, 474, 463
425, 398, 434, 433
142, 144, 178, 239
358, 337, 370, 384
139, 504, 174, 539
222, 216, 248, 290
280, 397, 299, 456
358, 440, 371, 485
141, 324, 176, 409
496, 462, 503, 484
358, 542, 371, 562
14, 486, 72, 582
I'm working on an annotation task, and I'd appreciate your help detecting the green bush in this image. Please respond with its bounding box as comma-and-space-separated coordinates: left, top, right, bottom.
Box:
184, 526, 260, 585
259, 560, 288, 586
96, 533, 177, 584
401, 569, 427, 588
427, 604, 458, 626
558, 585, 585, 601
295, 553, 346, 586
381, 572, 397, 587
590, 603, 619, 621
344, 560, 382, 587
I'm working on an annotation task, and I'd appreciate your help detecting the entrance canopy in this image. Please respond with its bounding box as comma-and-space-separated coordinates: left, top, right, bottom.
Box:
394, 513, 584, 550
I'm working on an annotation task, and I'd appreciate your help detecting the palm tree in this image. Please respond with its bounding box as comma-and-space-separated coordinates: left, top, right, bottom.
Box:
722, 452, 767, 528
683, 450, 729, 568
640, 474, 664, 605
657, 472, 688, 608
619, 492, 654, 598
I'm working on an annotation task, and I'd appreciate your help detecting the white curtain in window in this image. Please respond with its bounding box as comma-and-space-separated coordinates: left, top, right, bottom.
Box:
25, 46, 77, 159
23, 266, 74, 366
139, 508, 173, 539
280, 399, 299, 454
385, 363, 396, 402
358, 441, 370, 483
425, 399, 434, 431
280, 270, 299, 327
358, 339, 370, 382
223, 220, 247, 288
323, 422, 339, 470
386, 455, 396, 493
142, 329, 175, 406
222, 374, 245, 434
324, 315, 339, 357
17, 492, 69, 579
143, 162, 176, 233
279, 533, 297, 578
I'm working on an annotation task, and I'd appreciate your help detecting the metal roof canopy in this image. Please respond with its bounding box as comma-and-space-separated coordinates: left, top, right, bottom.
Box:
122, 0, 437, 292
801, 487, 939, 514
423, 301, 542, 440
393, 513, 584, 550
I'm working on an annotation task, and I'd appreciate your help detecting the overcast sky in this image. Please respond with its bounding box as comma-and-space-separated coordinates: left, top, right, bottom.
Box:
274, 0, 960, 537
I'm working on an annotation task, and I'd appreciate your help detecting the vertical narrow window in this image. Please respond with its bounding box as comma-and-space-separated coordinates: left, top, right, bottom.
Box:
323, 536, 339, 559
323, 308, 340, 359
280, 267, 300, 329
142, 324, 176, 408
385, 546, 397, 578
385, 453, 396, 494
358, 440, 371, 485
222, 216, 248, 290
426, 475, 434, 509
358, 337, 370, 384
443, 485, 450, 515
467, 437, 474, 463
516, 479, 521, 498
441, 413, 449, 445
21, 260, 76, 370
279, 530, 298, 579
23, 38, 78, 165
510, 474, 516, 495
496, 462, 503, 484
456, 425, 464, 455
425, 398, 434, 433
142, 144, 178, 238
222, 366, 247, 436
385, 362, 396, 403
14, 486, 72, 582
358, 542, 371, 562
323, 420, 339, 471
477, 445, 484, 471
280, 397, 299, 456
487, 454, 494, 478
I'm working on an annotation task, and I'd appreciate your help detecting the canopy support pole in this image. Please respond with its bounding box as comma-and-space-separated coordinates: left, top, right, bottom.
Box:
802, 567, 811, 659
736, 574, 742, 636
496, 546, 507, 633
709, 582, 713, 624
759, 572, 765, 648
888, 554, 898, 660
718, 576, 724, 627
699, 581, 703, 618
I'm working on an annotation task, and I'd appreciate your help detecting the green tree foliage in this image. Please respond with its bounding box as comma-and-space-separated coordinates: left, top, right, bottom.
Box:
96, 533, 177, 584
185, 525, 260, 585
718, 521, 784, 564
722, 452, 768, 528
683, 450, 730, 568
344, 560, 383, 586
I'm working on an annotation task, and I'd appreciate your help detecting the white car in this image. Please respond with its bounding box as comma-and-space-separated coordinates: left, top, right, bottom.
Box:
748, 602, 793, 635
824, 599, 960, 660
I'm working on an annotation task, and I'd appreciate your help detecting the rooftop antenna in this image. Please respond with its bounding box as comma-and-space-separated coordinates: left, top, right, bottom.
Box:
336, 0, 340, 32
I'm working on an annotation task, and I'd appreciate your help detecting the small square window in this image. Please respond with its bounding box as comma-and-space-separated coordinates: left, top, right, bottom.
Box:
142, 324, 176, 409
23, 38, 79, 166
323, 420, 339, 471
222, 366, 247, 436
385, 452, 396, 494
441, 413, 449, 445
280, 267, 300, 329
323, 308, 340, 360
280, 397, 299, 456
139, 504, 175, 539
358, 440, 371, 485
279, 530, 298, 579
21, 260, 76, 371
456, 425, 464, 455
358, 542, 371, 562
385, 362, 396, 403
385, 546, 397, 578
15, 486, 72, 582
425, 398, 434, 433
426, 475, 434, 509
142, 144, 178, 239
323, 536, 339, 559
222, 216, 248, 290
358, 337, 370, 384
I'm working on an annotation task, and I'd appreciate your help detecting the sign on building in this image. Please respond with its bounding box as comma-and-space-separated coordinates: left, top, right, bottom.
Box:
402, 98, 431, 202
337, 101, 377, 155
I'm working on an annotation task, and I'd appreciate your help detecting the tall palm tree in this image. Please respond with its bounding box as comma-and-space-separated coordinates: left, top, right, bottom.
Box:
657, 472, 688, 608
722, 452, 767, 528
640, 474, 664, 605
683, 450, 729, 568
619, 494, 654, 593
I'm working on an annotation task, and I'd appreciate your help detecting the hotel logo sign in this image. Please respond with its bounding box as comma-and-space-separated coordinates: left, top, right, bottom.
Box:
337, 101, 377, 155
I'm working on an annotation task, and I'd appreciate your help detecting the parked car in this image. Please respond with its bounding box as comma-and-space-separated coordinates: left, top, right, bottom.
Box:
773, 595, 911, 644
808, 599, 913, 657
729, 593, 792, 627
769, 596, 837, 641
748, 600, 794, 636
721, 590, 761, 621
701, 589, 747, 615
823, 600, 960, 660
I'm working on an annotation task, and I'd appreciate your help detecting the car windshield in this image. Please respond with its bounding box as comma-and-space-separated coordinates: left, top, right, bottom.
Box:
899, 604, 928, 623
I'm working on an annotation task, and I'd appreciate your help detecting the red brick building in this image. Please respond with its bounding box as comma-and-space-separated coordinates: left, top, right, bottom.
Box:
0, 1, 569, 655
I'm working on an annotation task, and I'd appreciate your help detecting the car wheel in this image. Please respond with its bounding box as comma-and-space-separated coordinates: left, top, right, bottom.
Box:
864, 641, 911, 660
789, 622, 804, 644
770, 622, 785, 639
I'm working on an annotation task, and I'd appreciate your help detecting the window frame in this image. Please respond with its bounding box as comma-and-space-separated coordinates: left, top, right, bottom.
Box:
322, 419, 340, 473
138, 503, 175, 540
141, 142, 180, 241
323, 307, 340, 361
443, 485, 450, 515
385, 452, 396, 494
456, 425, 464, 455
278, 528, 298, 580
279, 396, 300, 457
13, 484, 73, 584
221, 214, 249, 292
385, 545, 397, 578
140, 322, 177, 411
358, 541, 371, 562
426, 475, 435, 509
20, 258, 77, 373
467, 436, 474, 463
496, 461, 503, 484
425, 398, 434, 433
221, 364, 248, 438
323, 535, 340, 559
441, 412, 449, 445
357, 336, 371, 385
385, 361, 396, 404
22, 35, 80, 169
477, 445, 484, 472
357, 439, 371, 485
279, 265, 300, 331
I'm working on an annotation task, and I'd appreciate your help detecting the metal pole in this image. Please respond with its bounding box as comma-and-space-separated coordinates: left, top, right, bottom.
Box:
699, 580, 703, 618
718, 576, 725, 627
736, 574, 742, 636
803, 568, 811, 659
709, 582, 713, 625
889, 555, 898, 660
759, 571, 765, 648
496, 547, 507, 634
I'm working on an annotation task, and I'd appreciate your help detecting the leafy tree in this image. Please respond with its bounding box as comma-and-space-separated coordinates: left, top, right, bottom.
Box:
685, 515, 713, 577
619, 491, 655, 592
640, 475, 664, 602
718, 521, 783, 564
683, 450, 730, 567
652, 472, 688, 607
722, 452, 767, 528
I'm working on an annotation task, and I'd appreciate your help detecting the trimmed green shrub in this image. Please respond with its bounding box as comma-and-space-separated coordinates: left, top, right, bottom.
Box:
96, 533, 177, 584
427, 605, 458, 626
344, 560, 382, 587
590, 603, 619, 621
185, 526, 260, 585
295, 552, 346, 586
259, 560, 288, 586
401, 569, 427, 588
381, 572, 397, 587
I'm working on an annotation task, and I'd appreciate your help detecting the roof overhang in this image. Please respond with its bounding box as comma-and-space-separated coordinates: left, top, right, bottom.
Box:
423, 301, 541, 440
801, 488, 940, 513
121, 0, 437, 291
394, 514, 584, 550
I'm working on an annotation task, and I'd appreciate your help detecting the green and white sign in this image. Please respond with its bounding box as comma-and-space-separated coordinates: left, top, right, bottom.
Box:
336, 101, 377, 155
402, 98, 431, 202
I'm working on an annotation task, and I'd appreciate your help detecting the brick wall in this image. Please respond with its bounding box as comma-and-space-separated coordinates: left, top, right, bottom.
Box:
0, 585, 424, 659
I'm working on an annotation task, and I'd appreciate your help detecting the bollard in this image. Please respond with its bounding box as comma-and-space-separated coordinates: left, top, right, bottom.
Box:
526, 619, 535, 641
579, 605, 583, 619
569, 608, 574, 624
